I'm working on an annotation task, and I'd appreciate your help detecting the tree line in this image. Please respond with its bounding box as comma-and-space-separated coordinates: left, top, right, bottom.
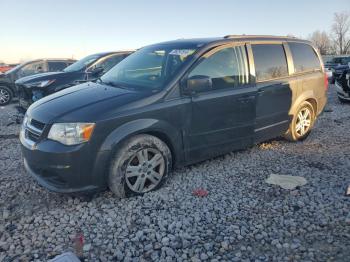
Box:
309, 11, 350, 55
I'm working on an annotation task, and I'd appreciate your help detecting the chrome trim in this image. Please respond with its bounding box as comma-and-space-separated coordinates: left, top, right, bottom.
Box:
26, 123, 43, 135
255, 120, 289, 132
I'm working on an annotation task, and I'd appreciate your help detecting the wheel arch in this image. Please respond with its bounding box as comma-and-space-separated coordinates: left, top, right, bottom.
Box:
0, 82, 15, 94
289, 90, 318, 117
99, 118, 184, 168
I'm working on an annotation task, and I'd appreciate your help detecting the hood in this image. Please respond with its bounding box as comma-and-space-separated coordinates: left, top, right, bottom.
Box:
16, 71, 73, 85
27, 82, 147, 123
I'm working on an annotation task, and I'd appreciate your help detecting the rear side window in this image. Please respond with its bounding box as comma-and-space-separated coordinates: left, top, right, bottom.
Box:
252, 44, 288, 81
188, 45, 249, 90
48, 61, 68, 71
289, 42, 321, 73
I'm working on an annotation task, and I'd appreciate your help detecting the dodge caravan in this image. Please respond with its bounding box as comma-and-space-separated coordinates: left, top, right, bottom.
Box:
20, 36, 327, 197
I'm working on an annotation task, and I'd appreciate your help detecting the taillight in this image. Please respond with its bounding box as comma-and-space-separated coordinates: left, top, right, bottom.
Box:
324, 73, 329, 91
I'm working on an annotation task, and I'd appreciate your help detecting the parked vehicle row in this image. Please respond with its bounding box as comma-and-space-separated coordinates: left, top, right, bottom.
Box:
20, 35, 328, 197
16, 51, 133, 109
0, 59, 76, 105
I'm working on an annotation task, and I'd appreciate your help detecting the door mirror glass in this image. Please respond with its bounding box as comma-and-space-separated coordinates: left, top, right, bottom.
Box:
186, 75, 212, 93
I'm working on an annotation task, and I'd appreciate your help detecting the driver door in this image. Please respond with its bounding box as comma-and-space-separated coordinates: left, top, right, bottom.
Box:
183, 44, 257, 162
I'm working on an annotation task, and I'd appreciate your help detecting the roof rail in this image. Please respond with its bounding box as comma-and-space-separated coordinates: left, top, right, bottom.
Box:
223, 34, 297, 39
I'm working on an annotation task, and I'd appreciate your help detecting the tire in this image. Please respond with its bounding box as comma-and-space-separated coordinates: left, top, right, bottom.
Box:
338, 96, 350, 103
284, 101, 315, 142
108, 134, 172, 198
0, 86, 13, 106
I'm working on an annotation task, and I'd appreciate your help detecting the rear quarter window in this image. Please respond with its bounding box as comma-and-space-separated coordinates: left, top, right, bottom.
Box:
288, 42, 321, 73
252, 44, 288, 81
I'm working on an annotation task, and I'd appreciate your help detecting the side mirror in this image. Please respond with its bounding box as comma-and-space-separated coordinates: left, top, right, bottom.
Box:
185, 75, 212, 94
88, 66, 104, 76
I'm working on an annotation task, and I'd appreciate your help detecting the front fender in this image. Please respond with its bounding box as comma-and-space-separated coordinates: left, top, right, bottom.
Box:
99, 118, 184, 166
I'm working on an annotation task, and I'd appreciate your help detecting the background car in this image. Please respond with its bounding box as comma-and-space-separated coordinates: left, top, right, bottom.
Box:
331, 62, 350, 84
0, 63, 18, 73
16, 51, 133, 110
0, 59, 75, 105
335, 68, 350, 102
324, 56, 350, 83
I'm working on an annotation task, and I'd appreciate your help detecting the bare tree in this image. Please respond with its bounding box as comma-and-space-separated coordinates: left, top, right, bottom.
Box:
308, 30, 332, 55
331, 11, 350, 54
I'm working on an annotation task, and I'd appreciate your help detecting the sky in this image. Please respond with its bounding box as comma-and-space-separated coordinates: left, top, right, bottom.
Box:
0, 0, 349, 63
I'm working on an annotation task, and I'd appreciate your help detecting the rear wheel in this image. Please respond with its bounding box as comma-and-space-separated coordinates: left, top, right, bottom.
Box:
108, 134, 172, 198
284, 101, 315, 142
0, 86, 13, 106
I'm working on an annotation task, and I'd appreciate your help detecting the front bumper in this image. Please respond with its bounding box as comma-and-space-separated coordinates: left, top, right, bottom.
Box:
20, 126, 110, 193
335, 82, 350, 101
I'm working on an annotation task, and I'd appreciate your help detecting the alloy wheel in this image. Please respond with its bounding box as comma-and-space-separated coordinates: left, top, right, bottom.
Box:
0, 88, 10, 105
125, 148, 165, 193
295, 107, 312, 137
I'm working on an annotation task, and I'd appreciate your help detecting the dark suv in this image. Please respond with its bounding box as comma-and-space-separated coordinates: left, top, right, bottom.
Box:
16, 51, 132, 109
20, 36, 327, 197
0, 59, 75, 105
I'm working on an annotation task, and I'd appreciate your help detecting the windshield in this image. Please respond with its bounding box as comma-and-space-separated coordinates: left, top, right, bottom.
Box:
101, 45, 198, 90
64, 54, 101, 72
5, 63, 24, 75
332, 57, 350, 64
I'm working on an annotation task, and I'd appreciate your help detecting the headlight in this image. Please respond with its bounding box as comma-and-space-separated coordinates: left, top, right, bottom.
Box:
25, 79, 55, 88
48, 123, 95, 145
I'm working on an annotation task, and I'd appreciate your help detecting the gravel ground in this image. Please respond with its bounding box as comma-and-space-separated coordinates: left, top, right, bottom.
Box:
0, 86, 349, 262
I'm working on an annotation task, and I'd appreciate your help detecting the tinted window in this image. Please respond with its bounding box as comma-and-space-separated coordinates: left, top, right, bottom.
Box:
189, 45, 249, 90
48, 61, 68, 71
289, 42, 321, 73
252, 44, 288, 81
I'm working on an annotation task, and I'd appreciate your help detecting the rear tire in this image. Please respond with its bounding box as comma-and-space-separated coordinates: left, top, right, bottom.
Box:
108, 134, 172, 198
284, 101, 315, 142
0, 86, 13, 106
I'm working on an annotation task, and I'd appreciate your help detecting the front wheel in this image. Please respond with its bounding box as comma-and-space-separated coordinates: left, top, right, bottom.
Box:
284, 101, 315, 142
108, 134, 172, 198
0, 86, 13, 106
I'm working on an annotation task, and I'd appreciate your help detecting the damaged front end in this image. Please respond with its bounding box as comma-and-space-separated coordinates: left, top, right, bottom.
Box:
17, 80, 55, 110
335, 71, 350, 101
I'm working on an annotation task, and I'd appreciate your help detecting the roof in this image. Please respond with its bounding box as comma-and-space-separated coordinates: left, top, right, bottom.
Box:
154, 35, 310, 47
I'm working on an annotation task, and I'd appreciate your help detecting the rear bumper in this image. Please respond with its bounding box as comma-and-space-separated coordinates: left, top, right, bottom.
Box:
20, 131, 110, 193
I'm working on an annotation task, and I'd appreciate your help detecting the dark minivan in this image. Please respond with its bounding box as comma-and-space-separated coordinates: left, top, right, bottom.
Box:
16, 51, 132, 109
20, 35, 327, 197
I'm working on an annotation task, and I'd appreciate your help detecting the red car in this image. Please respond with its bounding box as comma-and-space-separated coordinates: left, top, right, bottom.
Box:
0, 64, 17, 73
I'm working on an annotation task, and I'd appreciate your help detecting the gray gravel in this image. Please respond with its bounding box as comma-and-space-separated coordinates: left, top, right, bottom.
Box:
0, 86, 349, 261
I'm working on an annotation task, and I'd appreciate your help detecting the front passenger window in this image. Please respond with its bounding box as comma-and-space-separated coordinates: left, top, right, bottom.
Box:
188, 45, 249, 90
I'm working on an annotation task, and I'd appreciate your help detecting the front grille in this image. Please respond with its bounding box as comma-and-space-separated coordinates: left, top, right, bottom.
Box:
24, 118, 46, 143
26, 129, 40, 142
30, 119, 45, 130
